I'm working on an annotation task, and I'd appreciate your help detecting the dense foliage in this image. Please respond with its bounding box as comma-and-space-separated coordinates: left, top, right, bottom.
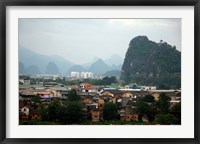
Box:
67, 89, 81, 101
103, 102, 118, 120
121, 36, 181, 89
39, 90, 83, 124
157, 93, 171, 114
155, 114, 177, 125
136, 95, 157, 122
170, 102, 181, 124
30, 76, 117, 86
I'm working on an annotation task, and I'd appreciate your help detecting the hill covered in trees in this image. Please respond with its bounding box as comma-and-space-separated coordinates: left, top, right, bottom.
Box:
121, 36, 181, 89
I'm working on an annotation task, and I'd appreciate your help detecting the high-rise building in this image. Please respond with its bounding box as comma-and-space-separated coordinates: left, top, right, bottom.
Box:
71, 72, 80, 78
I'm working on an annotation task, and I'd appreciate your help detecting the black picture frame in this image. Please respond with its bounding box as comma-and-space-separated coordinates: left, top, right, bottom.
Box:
0, 0, 199, 144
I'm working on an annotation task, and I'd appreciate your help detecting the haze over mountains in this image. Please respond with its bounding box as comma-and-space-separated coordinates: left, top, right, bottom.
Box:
19, 47, 74, 75
19, 47, 123, 76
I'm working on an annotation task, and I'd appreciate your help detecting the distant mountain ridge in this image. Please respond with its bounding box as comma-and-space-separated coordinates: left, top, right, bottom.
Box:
19, 62, 26, 74
88, 59, 110, 74
66, 65, 87, 75
26, 65, 41, 75
104, 54, 123, 66
45, 62, 60, 74
19, 47, 74, 75
19, 47, 123, 76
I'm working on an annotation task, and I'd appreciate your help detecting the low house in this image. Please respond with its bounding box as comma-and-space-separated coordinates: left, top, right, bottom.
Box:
78, 92, 98, 97
80, 83, 92, 89
170, 100, 180, 108
19, 76, 31, 85
99, 95, 112, 103
20, 114, 30, 122
98, 98, 104, 111
80, 87, 98, 93
130, 91, 149, 98
78, 83, 98, 96
19, 85, 34, 91
91, 110, 100, 122
121, 97, 131, 108
31, 111, 41, 120
142, 115, 149, 123
121, 92, 133, 98
125, 84, 141, 90
91, 105, 100, 122
132, 114, 139, 121
100, 89, 123, 98
19, 99, 24, 108
150, 92, 160, 101
51, 87, 70, 97
33, 91, 50, 97
119, 108, 126, 121
31, 85, 46, 91
100, 90, 123, 103
43, 82, 58, 87
125, 114, 139, 122
83, 98, 92, 104
21, 106, 30, 116
19, 91, 36, 100
119, 107, 139, 122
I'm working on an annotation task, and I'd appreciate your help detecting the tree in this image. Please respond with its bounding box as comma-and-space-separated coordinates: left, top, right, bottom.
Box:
155, 114, 177, 125
157, 93, 171, 113
136, 100, 157, 122
32, 96, 40, 103
39, 104, 49, 121
67, 89, 80, 102
63, 102, 84, 124
102, 76, 117, 85
102, 102, 118, 121
142, 95, 155, 103
170, 102, 181, 124
48, 100, 62, 122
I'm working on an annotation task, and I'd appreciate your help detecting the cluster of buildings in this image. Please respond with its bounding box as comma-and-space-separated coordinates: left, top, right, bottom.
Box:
68, 71, 103, 80
124, 83, 156, 91
70, 71, 94, 79
22, 74, 63, 81
19, 77, 181, 123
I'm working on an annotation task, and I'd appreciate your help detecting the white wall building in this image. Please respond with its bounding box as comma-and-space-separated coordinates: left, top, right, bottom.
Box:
21, 107, 29, 116
71, 72, 80, 78
71, 71, 94, 79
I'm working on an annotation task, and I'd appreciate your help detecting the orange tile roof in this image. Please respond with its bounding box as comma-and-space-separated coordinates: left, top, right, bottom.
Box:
33, 91, 50, 95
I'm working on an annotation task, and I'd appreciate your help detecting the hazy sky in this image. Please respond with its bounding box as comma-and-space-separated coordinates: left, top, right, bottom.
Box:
19, 19, 181, 65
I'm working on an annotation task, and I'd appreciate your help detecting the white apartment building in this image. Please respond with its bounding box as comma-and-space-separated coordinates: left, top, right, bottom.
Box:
71, 71, 94, 79
71, 72, 80, 78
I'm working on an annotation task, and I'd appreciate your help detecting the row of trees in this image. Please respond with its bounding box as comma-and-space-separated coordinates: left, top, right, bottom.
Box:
30, 76, 118, 86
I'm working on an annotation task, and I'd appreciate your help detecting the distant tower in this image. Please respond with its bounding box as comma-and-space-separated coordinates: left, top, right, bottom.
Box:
160, 39, 163, 43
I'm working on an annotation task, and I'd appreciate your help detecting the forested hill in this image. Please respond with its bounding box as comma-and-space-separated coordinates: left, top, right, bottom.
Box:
121, 36, 181, 89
